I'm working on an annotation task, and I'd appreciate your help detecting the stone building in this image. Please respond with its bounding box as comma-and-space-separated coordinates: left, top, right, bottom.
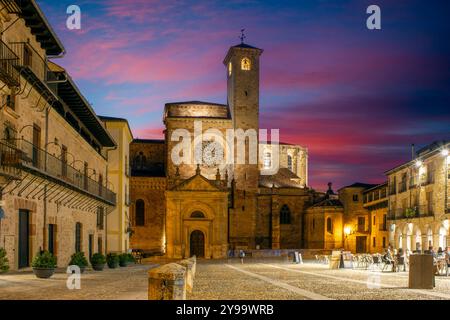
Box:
338, 183, 377, 253
129, 41, 310, 258
363, 182, 389, 253
303, 182, 389, 253
129, 139, 166, 254
386, 141, 450, 252
304, 184, 344, 250
100, 117, 133, 253
0, 1, 116, 269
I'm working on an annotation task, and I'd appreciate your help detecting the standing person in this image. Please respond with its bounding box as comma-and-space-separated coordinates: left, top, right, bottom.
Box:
239, 250, 245, 264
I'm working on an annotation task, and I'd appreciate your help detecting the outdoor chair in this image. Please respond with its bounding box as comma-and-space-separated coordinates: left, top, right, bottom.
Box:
396, 256, 406, 272
381, 255, 394, 272
131, 249, 143, 264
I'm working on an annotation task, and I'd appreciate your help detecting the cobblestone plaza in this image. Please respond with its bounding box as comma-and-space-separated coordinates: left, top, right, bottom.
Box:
1, 259, 449, 300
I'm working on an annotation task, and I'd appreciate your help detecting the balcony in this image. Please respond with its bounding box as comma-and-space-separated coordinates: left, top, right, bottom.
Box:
389, 186, 396, 195
1, 139, 115, 206
8, 42, 57, 105
0, 40, 20, 87
0, 141, 22, 183
388, 206, 434, 220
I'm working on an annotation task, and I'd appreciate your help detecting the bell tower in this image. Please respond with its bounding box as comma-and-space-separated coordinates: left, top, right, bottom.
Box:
223, 33, 263, 191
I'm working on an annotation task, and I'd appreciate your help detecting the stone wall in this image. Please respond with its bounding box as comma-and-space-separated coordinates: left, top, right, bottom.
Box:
129, 177, 166, 253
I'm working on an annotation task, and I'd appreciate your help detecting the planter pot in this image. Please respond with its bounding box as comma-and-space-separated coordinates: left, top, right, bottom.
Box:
92, 264, 105, 271
32, 267, 55, 279
107, 262, 119, 269
68, 265, 86, 273
119, 261, 129, 267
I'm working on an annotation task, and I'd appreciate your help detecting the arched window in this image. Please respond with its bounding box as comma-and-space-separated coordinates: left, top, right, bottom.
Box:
280, 205, 291, 224
191, 211, 205, 218
287, 155, 293, 171
241, 57, 251, 70
326, 217, 333, 234
228, 62, 232, 76
135, 199, 145, 226
264, 152, 271, 169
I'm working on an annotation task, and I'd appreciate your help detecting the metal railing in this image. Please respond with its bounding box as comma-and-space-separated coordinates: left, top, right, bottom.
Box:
388, 206, 434, 220
9, 42, 46, 81
0, 39, 20, 87
0, 141, 22, 179
2, 139, 115, 205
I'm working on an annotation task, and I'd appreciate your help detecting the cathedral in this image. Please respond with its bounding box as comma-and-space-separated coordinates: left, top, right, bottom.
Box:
129, 41, 311, 259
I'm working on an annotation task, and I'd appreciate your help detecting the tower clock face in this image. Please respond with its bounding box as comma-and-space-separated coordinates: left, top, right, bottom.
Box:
228, 62, 232, 76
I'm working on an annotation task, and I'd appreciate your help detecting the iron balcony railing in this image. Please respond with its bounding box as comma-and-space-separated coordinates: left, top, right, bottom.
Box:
9, 42, 46, 81
0, 141, 22, 180
388, 206, 434, 220
2, 139, 115, 205
0, 39, 20, 87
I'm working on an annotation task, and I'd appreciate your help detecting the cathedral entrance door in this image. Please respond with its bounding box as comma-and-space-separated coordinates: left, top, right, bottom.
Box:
190, 230, 205, 258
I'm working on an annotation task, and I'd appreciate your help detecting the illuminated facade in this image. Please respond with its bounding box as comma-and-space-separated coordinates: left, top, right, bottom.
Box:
0, 1, 116, 269
386, 141, 450, 252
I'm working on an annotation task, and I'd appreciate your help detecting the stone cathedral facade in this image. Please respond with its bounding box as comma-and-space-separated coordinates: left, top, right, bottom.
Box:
129, 42, 310, 259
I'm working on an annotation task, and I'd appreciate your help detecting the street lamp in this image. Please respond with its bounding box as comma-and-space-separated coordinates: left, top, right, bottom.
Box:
344, 226, 352, 236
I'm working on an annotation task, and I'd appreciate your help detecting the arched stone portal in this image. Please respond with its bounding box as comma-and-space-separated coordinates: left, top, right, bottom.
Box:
190, 230, 205, 258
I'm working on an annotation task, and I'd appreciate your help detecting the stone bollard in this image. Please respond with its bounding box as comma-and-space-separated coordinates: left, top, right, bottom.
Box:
148, 263, 186, 300
177, 259, 195, 293
189, 255, 197, 277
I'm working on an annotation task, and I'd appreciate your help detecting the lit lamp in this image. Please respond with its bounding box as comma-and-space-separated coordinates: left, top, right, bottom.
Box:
415, 160, 423, 168
344, 226, 352, 237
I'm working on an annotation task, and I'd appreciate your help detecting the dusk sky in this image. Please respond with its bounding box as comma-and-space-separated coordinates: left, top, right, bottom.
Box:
38, 0, 450, 191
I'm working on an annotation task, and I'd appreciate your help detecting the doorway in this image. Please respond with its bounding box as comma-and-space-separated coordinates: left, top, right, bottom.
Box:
356, 236, 367, 253
190, 230, 205, 258
18, 210, 30, 268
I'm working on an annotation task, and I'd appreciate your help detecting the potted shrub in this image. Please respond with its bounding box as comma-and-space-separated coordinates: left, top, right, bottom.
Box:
90, 253, 106, 271
32, 251, 57, 279
69, 252, 88, 273
0, 248, 9, 274
119, 253, 130, 267
106, 253, 119, 269
127, 253, 136, 265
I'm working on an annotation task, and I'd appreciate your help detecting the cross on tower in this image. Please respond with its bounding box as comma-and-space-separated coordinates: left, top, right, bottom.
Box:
239, 28, 246, 44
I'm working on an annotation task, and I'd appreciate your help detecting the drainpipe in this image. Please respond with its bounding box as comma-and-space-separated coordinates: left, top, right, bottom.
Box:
43, 106, 49, 251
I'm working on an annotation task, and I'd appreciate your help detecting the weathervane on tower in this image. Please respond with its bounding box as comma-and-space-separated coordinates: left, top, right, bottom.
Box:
240, 28, 246, 44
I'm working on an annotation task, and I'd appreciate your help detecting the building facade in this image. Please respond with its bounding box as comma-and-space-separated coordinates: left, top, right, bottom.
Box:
129, 42, 310, 258
0, 1, 116, 270
386, 141, 450, 252
363, 183, 389, 253
101, 117, 133, 253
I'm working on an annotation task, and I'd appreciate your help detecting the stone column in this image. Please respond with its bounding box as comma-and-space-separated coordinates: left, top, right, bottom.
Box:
148, 263, 186, 300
